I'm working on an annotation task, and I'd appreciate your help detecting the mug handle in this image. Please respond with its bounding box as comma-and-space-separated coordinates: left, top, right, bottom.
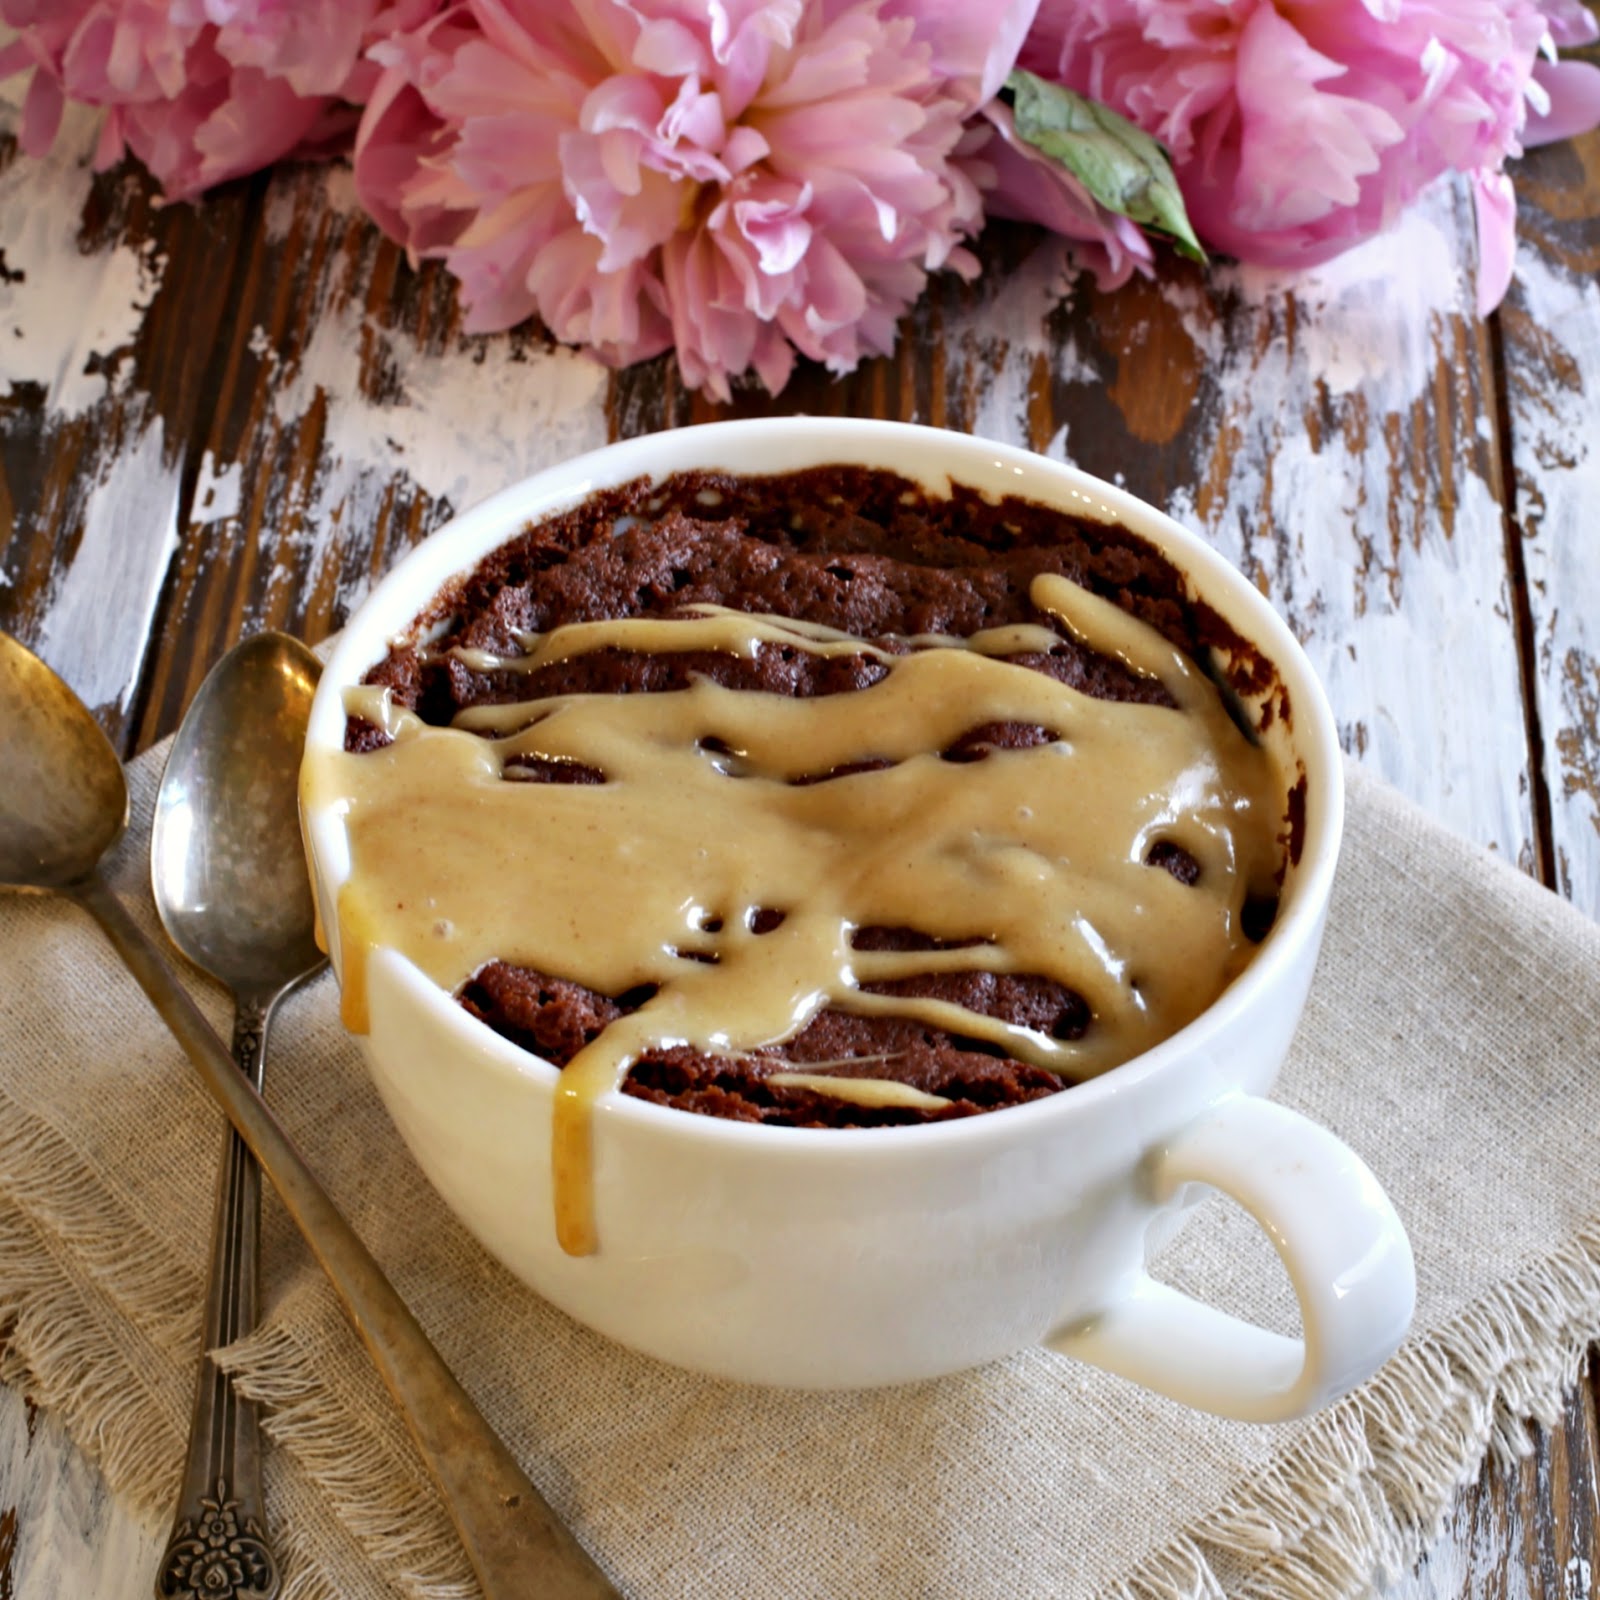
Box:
1047, 1093, 1415, 1422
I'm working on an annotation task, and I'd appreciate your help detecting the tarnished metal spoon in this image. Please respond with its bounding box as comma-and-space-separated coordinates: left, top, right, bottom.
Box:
0, 631, 619, 1600
150, 632, 326, 1600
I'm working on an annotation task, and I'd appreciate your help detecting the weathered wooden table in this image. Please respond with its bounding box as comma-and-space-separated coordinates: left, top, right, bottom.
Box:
2, 86, 1598, 1599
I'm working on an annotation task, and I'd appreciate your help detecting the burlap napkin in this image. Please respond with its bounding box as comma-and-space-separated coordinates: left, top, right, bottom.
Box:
3, 743, 1598, 1600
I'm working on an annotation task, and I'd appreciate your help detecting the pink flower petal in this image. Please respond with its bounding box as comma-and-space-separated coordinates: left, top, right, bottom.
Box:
1525, 58, 1600, 147
1231, 7, 1403, 230
722, 123, 769, 172
17, 57, 67, 157
581, 71, 662, 137
1472, 167, 1517, 314
0, 36, 32, 80
733, 182, 813, 278
973, 102, 1155, 289
881, 0, 1040, 109
628, 16, 707, 80
1535, 0, 1600, 48
705, 0, 800, 118
660, 78, 726, 152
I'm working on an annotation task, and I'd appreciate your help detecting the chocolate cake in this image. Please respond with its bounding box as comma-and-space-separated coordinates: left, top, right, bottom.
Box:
336, 465, 1289, 1136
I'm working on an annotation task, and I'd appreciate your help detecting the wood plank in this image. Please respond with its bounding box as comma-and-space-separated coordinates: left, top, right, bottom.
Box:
1477, 101, 1600, 1600
1076, 187, 1531, 865
130, 162, 613, 753
1396, 1364, 1599, 1600
0, 98, 255, 754
1498, 126, 1600, 919
0, 1379, 160, 1600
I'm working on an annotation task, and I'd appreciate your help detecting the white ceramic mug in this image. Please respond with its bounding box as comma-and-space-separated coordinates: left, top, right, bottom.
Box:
302, 419, 1415, 1420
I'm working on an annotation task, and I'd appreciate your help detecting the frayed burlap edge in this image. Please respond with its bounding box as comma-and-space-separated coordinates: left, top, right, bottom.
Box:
1107, 1224, 1600, 1600
216, 1321, 477, 1600
0, 1199, 413, 1600
0, 1196, 186, 1508
0, 1097, 201, 1361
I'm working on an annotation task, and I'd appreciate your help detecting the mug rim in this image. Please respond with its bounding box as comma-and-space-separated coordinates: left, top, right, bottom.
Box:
304, 417, 1344, 1154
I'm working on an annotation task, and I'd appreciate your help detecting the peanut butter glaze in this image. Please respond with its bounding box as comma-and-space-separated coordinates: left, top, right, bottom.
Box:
308, 571, 1285, 1256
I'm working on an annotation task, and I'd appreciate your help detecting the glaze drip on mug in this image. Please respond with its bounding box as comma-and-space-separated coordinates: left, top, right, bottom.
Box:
308, 572, 1284, 1256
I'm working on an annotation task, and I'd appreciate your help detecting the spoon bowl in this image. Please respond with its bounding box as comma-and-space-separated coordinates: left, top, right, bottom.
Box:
152, 631, 323, 993
0, 634, 128, 891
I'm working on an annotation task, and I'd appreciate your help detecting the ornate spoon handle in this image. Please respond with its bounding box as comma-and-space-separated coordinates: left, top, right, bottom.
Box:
156, 997, 280, 1600
77, 875, 620, 1600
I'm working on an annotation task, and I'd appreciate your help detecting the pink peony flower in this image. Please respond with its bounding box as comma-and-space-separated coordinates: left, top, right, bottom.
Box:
352, 0, 1142, 398
1018, 0, 1600, 313
0, 1, 439, 200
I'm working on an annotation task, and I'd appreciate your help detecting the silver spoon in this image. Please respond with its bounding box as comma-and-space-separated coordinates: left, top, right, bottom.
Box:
150, 632, 325, 1599
0, 631, 619, 1600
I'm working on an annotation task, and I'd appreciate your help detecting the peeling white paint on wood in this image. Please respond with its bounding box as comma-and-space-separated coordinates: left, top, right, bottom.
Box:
954, 234, 1093, 445
191, 450, 244, 527
248, 297, 612, 517
1502, 250, 1600, 917
1393, 1509, 1541, 1600
1231, 198, 1465, 403
0, 1382, 163, 1600
950, 186, 1534, 863
1, 84, 182, 716
222, 294, 612, 623
0, 97, 165, 417
1166, 190, 1533, 863
34, 411, 181, 713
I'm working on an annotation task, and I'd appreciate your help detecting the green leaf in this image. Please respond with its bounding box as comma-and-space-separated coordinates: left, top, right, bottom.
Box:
1004, 68, 1207, 264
